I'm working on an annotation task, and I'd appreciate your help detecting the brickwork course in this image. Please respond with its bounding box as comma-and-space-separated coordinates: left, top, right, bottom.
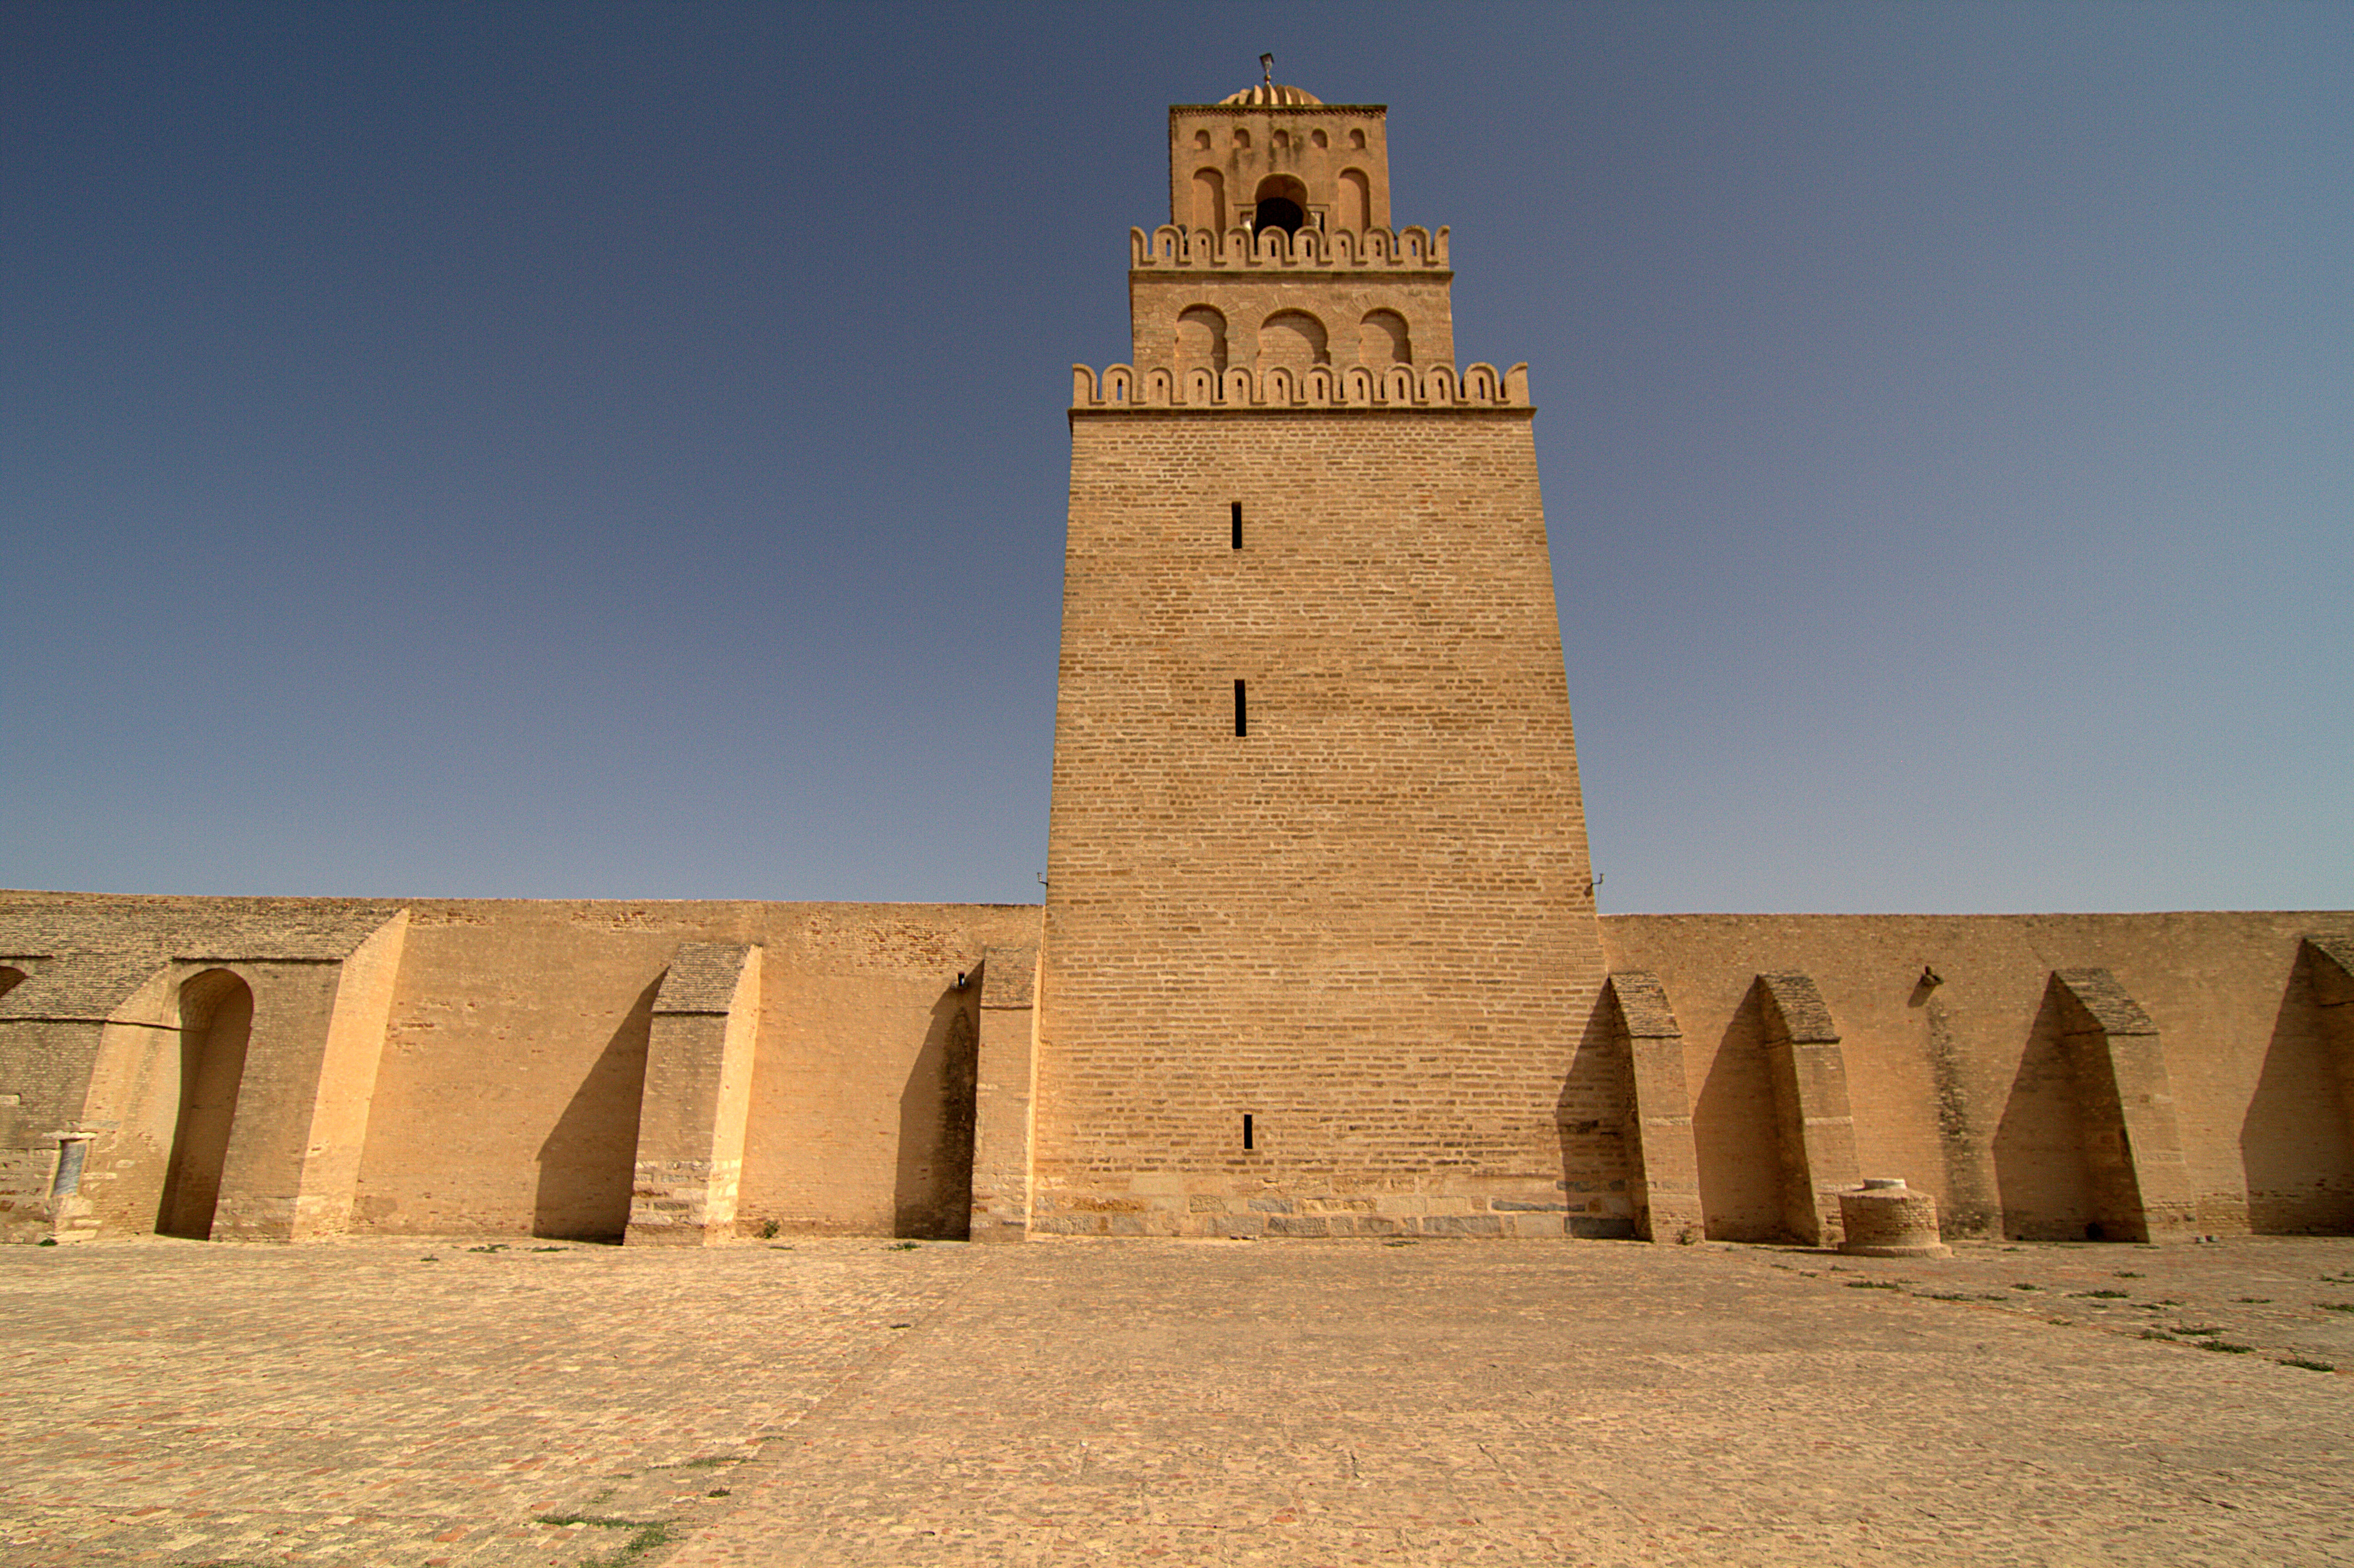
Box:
6, 1234, 2354, 1567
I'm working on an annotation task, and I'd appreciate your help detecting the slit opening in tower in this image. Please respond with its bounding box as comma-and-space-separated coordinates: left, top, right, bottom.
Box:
1230, 500, 1242, 550
1252, 175, 1309, 235
1234, 678, 1247, 737
1243, 1113, 1254, 1150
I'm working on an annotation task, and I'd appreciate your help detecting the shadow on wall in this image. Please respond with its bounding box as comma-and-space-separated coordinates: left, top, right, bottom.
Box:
894, 985, 979, 1239
2241, 944, 2354, 1234
1555, 1001, 1634, 1238
1991, 981, 2100, 1240
0, 966, 24, 1002
533, 975, 659, 1243
1693, 983, 1788, 1243
1909, 972, 1998, 1238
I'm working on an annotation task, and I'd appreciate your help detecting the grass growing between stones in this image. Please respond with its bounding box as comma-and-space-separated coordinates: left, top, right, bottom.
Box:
537, 1515, 675, 1567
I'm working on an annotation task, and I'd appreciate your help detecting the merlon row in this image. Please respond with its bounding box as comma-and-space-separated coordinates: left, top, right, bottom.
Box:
1130, 223, 1449, 272
1072, 361, 1530, 412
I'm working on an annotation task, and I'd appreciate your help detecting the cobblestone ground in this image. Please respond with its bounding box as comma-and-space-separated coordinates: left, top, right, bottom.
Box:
3, 1234, 2350, 1567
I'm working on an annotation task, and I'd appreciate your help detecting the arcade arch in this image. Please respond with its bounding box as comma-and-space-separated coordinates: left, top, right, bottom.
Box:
156, 968, 253, 1239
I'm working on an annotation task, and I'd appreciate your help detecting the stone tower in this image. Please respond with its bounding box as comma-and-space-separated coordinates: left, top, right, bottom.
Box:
1031, 79, 1609, 1239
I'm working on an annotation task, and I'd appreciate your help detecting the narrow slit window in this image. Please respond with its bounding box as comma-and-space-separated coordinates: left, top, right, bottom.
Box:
1242, 1113, 1254, 1150
1230, 500, 1243, 549
1233, 678, 1247, 737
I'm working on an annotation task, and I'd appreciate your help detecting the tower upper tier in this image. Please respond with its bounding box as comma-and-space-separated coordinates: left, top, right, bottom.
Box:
1168, 87, 1391, 234
1098, 81, 1484, 395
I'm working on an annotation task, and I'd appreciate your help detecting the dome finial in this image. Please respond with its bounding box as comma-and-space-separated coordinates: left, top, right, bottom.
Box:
1260, 52, 1274, 90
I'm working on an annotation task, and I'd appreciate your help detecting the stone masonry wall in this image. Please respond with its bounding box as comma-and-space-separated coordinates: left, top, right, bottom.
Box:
5, 893, 2351, 1244
353, 899, 1038, 1239
1598, 912, 2354, 1242
1037, 409, 1609, 1237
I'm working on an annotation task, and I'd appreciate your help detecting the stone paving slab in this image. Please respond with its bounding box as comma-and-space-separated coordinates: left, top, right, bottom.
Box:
2, 1235, 2350, 1566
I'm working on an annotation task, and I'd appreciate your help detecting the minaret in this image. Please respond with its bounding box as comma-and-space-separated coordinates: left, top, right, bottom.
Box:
1032, 78, 1609, 1239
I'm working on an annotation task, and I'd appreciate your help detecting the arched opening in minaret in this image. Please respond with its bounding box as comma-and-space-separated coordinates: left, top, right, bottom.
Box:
1176, 305, 1228, 375
1191, 167, 1225, 232
1358, 309, 1410, 366
1256, 310, 1329, 374
1337, 168, 1371, 231
1252, 175, 1309, 235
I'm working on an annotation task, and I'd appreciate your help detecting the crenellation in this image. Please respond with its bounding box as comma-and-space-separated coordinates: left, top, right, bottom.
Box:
1128, 223, 1450, 271
1071, 360, 1528, 409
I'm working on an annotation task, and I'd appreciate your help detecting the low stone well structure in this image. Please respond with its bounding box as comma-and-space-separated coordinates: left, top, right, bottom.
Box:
1839, 1178, 1951, 1258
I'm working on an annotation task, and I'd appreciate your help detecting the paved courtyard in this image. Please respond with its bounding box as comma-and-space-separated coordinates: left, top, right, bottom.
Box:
3, 1233, 2351, 1567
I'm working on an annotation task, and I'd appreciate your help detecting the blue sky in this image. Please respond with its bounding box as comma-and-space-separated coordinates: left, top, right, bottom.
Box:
3, 2, 2347, 913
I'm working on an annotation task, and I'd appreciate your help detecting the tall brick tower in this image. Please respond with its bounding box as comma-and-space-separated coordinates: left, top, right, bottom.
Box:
1030, 77, 1609, 1239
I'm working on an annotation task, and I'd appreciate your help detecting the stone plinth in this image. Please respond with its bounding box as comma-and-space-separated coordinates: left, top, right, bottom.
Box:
1839, 1178, 1950, 1258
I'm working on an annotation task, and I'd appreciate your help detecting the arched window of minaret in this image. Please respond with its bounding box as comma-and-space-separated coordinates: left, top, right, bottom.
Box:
1257, 310, 1329, 373
1176, 305, 1228, 375
1358, 309, 1411, 366
1348, 127, 1367, 149
1191, 167, 1225, 232
1253, 174, 1308, 235
1194, 129, 1212, 150
1336, 168, 1371, 232
1233, 128, 1250, 149
1311, 129, 1329, 149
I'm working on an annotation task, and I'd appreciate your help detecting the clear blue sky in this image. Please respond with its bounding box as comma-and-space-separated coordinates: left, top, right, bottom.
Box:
4, 2, 2347, 913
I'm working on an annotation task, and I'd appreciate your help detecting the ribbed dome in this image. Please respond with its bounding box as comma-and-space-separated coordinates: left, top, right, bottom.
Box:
1219, 82, 1321, 107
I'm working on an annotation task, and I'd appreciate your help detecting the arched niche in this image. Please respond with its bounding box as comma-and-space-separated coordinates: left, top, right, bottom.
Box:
1257, 310, 1329, 374
157, 968, 254, 1240
1358, 309, 1411, 367
1253, 174, 1309, 236
1190, 167, 1225, 234
1336, 168, 1372, 232
1176, 305, 1228, 375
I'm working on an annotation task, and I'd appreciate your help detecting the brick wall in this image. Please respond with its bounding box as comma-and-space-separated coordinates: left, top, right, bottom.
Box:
1036, 410, 1609, 1235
